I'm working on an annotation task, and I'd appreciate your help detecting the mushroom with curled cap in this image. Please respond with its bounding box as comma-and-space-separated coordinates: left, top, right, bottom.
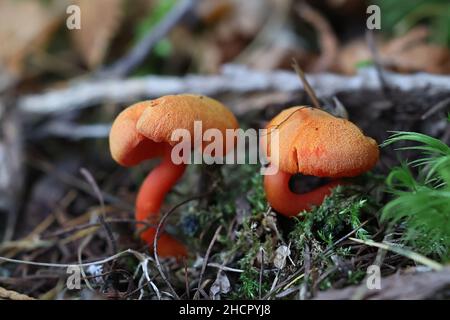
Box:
109, 94, 239, 257
262, 106, 379, 217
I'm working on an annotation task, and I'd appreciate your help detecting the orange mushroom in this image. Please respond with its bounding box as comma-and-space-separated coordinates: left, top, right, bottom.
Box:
262, 106, 379, 217
109, 94, 239, 257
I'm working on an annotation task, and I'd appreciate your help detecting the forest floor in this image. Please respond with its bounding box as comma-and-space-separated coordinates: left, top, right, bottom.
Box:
1, 83, 449, 300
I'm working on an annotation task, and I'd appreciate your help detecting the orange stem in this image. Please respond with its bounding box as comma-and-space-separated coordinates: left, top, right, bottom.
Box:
136, 146, 188, 258
264, 166, 341, 217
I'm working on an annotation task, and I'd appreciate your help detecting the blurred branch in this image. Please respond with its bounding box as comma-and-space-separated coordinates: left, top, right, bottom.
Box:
19, 64, 450, 115
366, 30, 390, 94
37, 121, 111, 140
0, 98, 23, 242
99, 0, 196, 78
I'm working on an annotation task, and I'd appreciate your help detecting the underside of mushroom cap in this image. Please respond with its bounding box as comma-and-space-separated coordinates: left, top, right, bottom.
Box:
264, 106, 379, 177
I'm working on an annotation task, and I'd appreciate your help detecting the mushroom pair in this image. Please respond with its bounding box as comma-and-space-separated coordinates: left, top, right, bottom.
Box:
110, 95, 378, 258
262, 106, 379, 217
109, 94, 238, 257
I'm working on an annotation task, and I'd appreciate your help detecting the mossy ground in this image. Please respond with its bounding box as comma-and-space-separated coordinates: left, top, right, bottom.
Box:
176, 163, 386, 299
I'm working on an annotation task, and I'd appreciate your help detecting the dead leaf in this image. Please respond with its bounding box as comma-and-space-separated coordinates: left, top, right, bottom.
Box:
333, 39, 372, 74
335, 27, 450, 74
174, 0, 270, 72
273, 245, 291, 270
382, 27, 450, 74
71, 0, 123, 69
196, 0, 233, 25
384, 44, 450, 74
209, 272, 231, 299
0, 0, 62, 75
216, 0, 268, 40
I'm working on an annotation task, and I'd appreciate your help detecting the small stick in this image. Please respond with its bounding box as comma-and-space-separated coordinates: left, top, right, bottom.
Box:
44, 218, 155, 239
184, 258, 190, 299
80, 168, 118, 255
259, 247, 264, 299
421, 97, 450, 120
194, 225, 223, 300
366, 30, 390, 95
291, 58, 321, 109
100, 0, 195, 78
299, 243, 311, 300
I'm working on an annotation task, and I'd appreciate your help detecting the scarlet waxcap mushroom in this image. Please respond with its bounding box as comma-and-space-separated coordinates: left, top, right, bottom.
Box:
109, 94, 239, 258
262, 106, 379, 217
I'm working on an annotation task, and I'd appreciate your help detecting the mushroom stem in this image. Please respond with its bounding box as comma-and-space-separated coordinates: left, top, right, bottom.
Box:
136, 145, 187, 257
264, 166, 341, 217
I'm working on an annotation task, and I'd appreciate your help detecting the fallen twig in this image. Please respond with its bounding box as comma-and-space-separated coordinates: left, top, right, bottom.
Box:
421, 96, 450, 120
0, 99, 23, 242
206, 263, 243, 273
349, 237, 443, 271
80, 168, 118, 255
18, 65, 450, 115
0, 248, 144, 268
366, 30, 390, 94
36, 121, 111, 140
44, 218, 155, 239
99, 0, 196, 78
292, 59, 321, 109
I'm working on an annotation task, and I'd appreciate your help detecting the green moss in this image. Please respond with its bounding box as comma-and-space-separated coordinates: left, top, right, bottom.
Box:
381, 131, 450, 261
289, 185, 370, 252
374, 0, 450, 47
180, 164, 382, 297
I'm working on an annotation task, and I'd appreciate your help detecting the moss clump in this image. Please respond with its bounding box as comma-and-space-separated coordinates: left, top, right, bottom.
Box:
287, 185, 378, 290
381, 131, 450, 261
289, 185, 370, 252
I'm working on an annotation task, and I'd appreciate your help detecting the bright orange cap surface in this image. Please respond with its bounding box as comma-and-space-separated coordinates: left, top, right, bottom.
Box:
263, 107, 379, 177
109, 94, 239, 166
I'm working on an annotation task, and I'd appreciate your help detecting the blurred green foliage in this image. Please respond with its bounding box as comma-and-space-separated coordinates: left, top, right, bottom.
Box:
133, 0, 176, 74
375, 0, 450, 46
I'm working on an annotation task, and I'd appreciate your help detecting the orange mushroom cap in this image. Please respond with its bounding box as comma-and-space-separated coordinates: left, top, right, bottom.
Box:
263, 106, 379, 177
110, 94, 239, 166
136, 94, 239, 149
109, 102, 164, 167
262, 106, 379, 217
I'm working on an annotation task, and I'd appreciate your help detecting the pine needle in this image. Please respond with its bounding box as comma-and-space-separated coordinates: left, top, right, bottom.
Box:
350, 237, 443, 271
